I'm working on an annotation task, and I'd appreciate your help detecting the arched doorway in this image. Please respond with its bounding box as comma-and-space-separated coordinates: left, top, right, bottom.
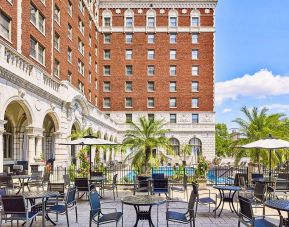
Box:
3, 100, 32, 170
42, 114, 57, 164
189, 137, 202, 164
169, 138, 180, 156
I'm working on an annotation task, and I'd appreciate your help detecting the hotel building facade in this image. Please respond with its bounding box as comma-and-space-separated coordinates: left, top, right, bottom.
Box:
0, 0, 217, 172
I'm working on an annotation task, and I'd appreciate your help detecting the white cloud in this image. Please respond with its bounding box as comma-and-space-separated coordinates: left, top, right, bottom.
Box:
222, 108, 232, 113
216, 69, 289, 105
261, 104, 289, 113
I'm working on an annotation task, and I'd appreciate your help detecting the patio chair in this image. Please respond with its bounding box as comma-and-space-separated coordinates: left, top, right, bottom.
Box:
152, 173, 165, 179
46, 187, 78, 227
166, 186, 197, 227
133, 176, 150, 195
88, 190, 123, 227
152, 178, 169, 198
100, 174, 118, 200
1, 195, 41, 226
75, 177, 95, 199
267, 173, 289, 199
170, 175, 188, 201
28, 172, 50, 190
0, 175, 15, 192
238, 195, 282, 227
63, 174, 73, 187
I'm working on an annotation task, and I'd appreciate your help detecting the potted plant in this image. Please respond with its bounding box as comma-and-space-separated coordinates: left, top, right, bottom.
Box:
193, 155, 209, 189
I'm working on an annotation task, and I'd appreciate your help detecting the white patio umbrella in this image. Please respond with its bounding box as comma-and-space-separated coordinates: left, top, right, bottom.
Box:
59, 135, 118, 178
241, 134, 289, 177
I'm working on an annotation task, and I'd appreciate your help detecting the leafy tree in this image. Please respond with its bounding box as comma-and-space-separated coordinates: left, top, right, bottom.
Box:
215, 123, 233, 157
123, 117, 172, 174
180, 144, 192, 162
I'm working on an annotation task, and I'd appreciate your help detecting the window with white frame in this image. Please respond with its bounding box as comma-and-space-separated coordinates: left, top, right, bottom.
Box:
126, 113, 132, 123
104, 65, 110, 75
147, 81, 155, 92
103, 81, 111, 92
170, 65, 177, 76
68, 71, 72, 83
78, 80, 84, 93
125, 81, 133, 92
104, 17, 111, 27
147, 50, 155, 60
191, 17, 200, 27
170, 98, 177, 108
54, 32, 60, 50
192, 98, 199, 108
147, 17, 155, 27
78, 59, 85, 75
68, 24, 72, 40
170, 114, 177, 123
192, 66, 199, 76
147, 65, 155, 76
147, 34, 155, 44
103, 97, 111, 108
68, 1, 72, 16
104, 49, 111, 59
78, 39, 84, 55
169, 17, 177, 27
125, 49, 132, 60
79, 0, 84, 14
192, 33, 199, 44
89, 17, 92, 29
0, 11, 11, 40
67, 47, 72, 63
30, 37, 45, 64
125, 17, 133, 27
192, 81, 199, 92
170, 33, 177, 44
95, 63, 98, 73
147, 98, 155, 108
148, 113, 155, 121
89, 36, 91, 46
125, 97, 133, 108
88, 72, 92, 83
53, 59, 60, 77
104, 33, 111, 43
54, 5, 60, 24
78, 18, 84, 35
192, 49, 199, 60
95, 80, 98, 90
192, 114, 199, 123
89, 54, 92, 65
30, 4, 45, 33
88, 90, 91, 102
170, 81, 176, 92
125, 33, 133, 44
170, 50, 177, 60
126, 65, 133, 75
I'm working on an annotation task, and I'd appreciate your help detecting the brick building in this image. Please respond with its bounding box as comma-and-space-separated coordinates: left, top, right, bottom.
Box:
0, 0, 217, 172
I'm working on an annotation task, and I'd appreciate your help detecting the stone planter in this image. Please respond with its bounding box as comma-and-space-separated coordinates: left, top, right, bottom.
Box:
197, 178, 208, 190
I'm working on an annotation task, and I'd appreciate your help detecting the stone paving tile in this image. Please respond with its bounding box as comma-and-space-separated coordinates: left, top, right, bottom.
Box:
0, 186, 284, 226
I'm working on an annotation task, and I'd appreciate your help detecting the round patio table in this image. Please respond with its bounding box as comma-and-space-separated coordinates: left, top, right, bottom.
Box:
213, 185, 241, 217
22, 191, 60, 227
265, 199, 289, 226
122, 195, 166, 227
12, 175, 32, 194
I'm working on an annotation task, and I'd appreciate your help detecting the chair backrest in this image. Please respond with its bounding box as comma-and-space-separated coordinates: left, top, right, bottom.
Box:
187, 186, 197, 220
74, 177, 89, 191
89, 190, 101, 216
0, 176, 12, 187
0, 188, 6, 196
276, 173, 289, 190
48, 182, 65, 194
31, 171, 43, 180
234, 173, 247, 186
252, 173, 263, 180
43, 173, 50, 182
152, 173, 165, 179
153, 178, 169, 191
254, 182, 266, 202
66, 187, 77, 206
239, 176, 247, 188
238, 196, 254, 221
1, 195, 26, 214
112, 174, 118, 185
63, 174, 71, 186
91, 172, 103, 177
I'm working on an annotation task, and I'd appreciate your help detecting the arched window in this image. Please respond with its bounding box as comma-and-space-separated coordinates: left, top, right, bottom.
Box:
168, 9, 178, 27
169, 138, 180, 155
189, 137, 202, 163
146, 9, 156, 27
102, 10, 112, 27
190, 9, 200, 27
3, 118, 13, 159
124, 9, 134, 27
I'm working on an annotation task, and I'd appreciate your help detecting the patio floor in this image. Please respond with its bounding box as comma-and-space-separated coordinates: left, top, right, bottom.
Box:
1, 186, 283, 227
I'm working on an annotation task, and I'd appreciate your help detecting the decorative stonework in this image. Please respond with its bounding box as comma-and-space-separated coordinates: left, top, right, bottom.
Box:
160, 9, 165, 14
18, 88, 26, 98
138, 9, 143, 13
116, 8, 121, 14
35, 100, 41, 111
205, 8, 210, 13
182, 9, 187, 14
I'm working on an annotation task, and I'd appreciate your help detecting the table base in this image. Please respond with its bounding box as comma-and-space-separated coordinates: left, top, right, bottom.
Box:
214, 190, 238, 217
133, 205, 155, 227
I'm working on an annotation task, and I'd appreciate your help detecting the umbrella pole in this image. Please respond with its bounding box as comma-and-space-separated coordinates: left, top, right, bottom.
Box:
90, 145, 92, 180
269, 149, 272, 178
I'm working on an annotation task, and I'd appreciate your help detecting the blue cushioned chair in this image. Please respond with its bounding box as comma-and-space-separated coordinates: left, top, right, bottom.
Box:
152, 178, 169, 197
88, 190, 123, 227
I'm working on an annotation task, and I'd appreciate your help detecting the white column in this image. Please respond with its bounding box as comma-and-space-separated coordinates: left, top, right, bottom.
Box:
35, 136, 43, 161
27, 134, 36, 173
0, 120, 7, 173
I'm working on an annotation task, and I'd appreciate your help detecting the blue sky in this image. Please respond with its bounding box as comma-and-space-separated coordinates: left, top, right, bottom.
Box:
215, 0, 289, 128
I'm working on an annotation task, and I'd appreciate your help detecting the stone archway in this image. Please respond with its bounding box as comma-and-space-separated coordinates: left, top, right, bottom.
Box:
189, 137, 202, 164
169, 138, 180, 156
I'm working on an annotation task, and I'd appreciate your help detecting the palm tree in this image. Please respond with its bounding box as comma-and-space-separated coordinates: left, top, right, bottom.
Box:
180, 144, 192, 163
123, 117, 172, 174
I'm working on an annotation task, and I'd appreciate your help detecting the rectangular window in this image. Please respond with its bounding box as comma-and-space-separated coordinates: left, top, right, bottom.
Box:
30, 4, 45, 33
147, 50, 155, 60
126, 49, 133, 60
78, 39, 84, 55
89, 36, 92, 47
104, 17, 111, 27
54, 33, 60, 50
147, 34, 155, 44
68, 1, 72, 16
125, 81, 133, 92
170, 65, 177, 76
0, 12, 11, 40
147, 65, 155, 76
169, 17, 177, 27
192, 98, 199, 108
170, 114, 177, 123
54, 5, 60, 24
126, 65, 133, 75
89, 54, 92, 65
147, 98, 155, 108
170, 98, 177, 108
78, 18, 84, 35
192, 81, 199, 92
147, 17, 155, 27
192, 33, 199, 44
79, 0, 84, 13
147, 81, 155, 92
125, 97, 133, 108
192, 49, 199, 60
191, 17, 200, 27
67, 47, 72, 63
78, 59, 85, 75
88, 90, 91, 102
104, 33, 111, 43
68, 24, 72, 40
103, 97, 111, 108
126, 114, 132, 123
104, 65, 111, 75
53, 59, 60, 77
78, 80, 84, 93
148, 114, 154, 121
192, 66, 199, 76
30, 37, 45, 64
125, 17, 133, 27
68, 71, 72, 83
88, 72, 92, 83
104, 50, 111, 60
125, 33, 133, 43
169, 33, 177, 44
192, 114, 199, 123
170, 50, 177, 60
103, 81, 111, 92
170, 82, 176, 92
